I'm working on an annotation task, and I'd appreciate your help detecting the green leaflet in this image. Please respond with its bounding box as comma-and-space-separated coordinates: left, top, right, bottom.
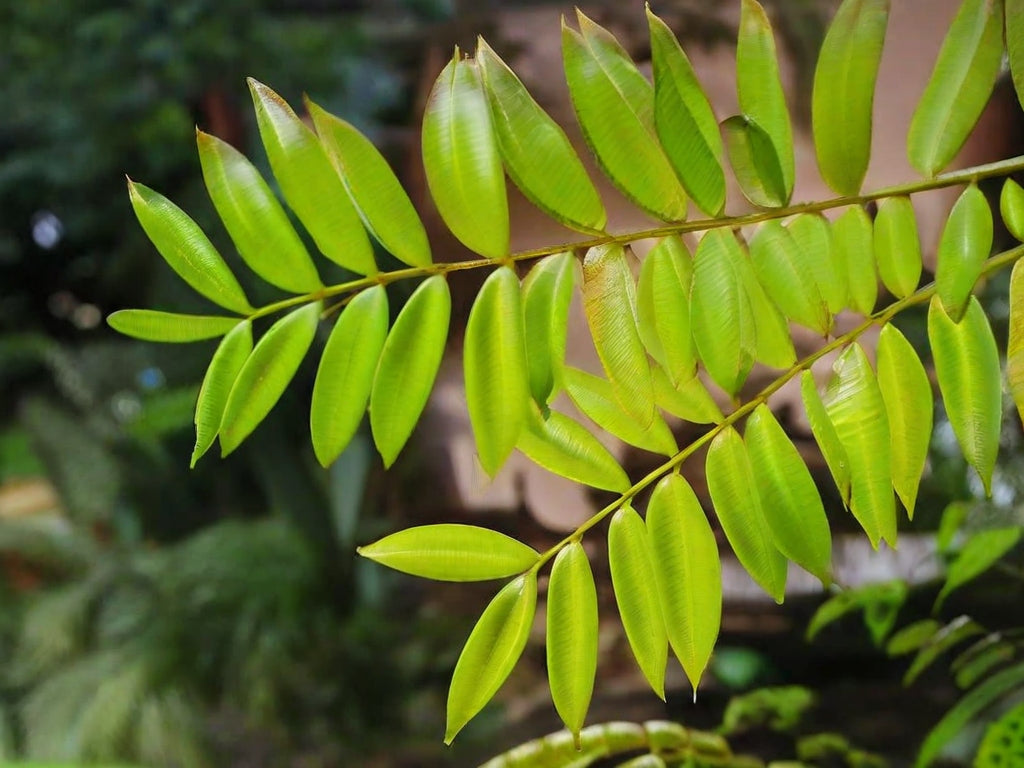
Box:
357, 523, 539, 581
887, 619, 942, 656
812, 0, 889, 195
249, 80, 376, 276
876, 324, 933, 518
646, 474, 721, 692
310, 285, 389, 468
652, 368, 723, 425
806, 580, 907, 643
936, 184, 992, 322
370, 276, 451, 468
788, 213, 846, 317
740, 265, 796, 371
647, 9, 725, 216
196, 130, 322, 294
907, 0, 1004, 177
582, 244, 655, 427
904, 616, 985, 686
306, 99, 431, 268
706, 426, 788, 603
1001, 178, 1024, 242
107, 310, 241, 343
636, 236, 696, 384
422, 52, 508, 259
736, 0, 794, 201
721, 115, 788, 209
822, 344, 898, 549
874, 196, 922, 299
219, 302, 321, 455
744, 404, 833, 587
517, 405, 631, 493
608, 506, 668, 699
126, 181, 252, 314
928, 296, 1001, 495
477, 38, 606, 234
191, 320, 253, 467
547, 542, 598, 742
936, 527, 1023, 610
833, 205, 877, 315
445, 573, 537, 744
562, 12, 688, 221
801, 370, 852, 506
465, 267, 530, 476
522, 252, 577, 405
1009, 260, 1024, 426
1010, 0, 1024, 109
563, 367, 678, 457
748, 219, 829, 334
951, 634, 1017, 689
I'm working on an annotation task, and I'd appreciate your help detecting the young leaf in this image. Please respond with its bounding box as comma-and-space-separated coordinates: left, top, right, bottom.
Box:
646, 474, 722, 693
1009, 260, 1024, 426
706, 426, 788, 602
812, 0, 889, 195
310, 285, 389, 467
547, 542, 598, 743
1009, 0, 1024, 110
806, 580, 907, 641
887, 619, 942, 656
196, 130, 322, 294
446, 574, 537, 744
876, 324, 933, 518
874, 196, 922, 299
522, 252, 577, 405
465, 267, 530, 476
422, 53, 508, 259
928, 296, 1001, 495
907, 0, 1004, 177
736, 0, 794, 200
608, 506, 668, 699
721, 115, 788, 208
744, 404, 833, 587
636, 236, 697, 384
370, 276, 451, 468
126, 181, 252, 314
357, 523, 539, 581
249, 80, 376, 275
477, 38, 606, 233
788, 213, 846, 316
219, 302, 321, 455
801, 370, 852, 506
582, 244, 655, 427
1001, 178, 1024, 242
647, 9, 726, 216
191, 321, 253, 466
307, 99, 431, 268
936, 528, 1023, 610
936, 184, 993, 321
653, 368, 723, 425
562, 13, 688, 221
833, 205, 878, 315
517, 405, 630, 493
748, 219, 830, 334
107, 310, 241, 343
904, 617, 985, 685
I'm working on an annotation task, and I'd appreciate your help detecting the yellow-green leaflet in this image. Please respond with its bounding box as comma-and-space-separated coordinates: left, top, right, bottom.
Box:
563, 367, 677, 456
445, 573, 537, 744
721, 115, 788, 209
788, 213, 846, 316
583, 244, 655, 427
356, 523, 538, 581
522, 252, 577, 404
748, 220, 830, 334
887, 619, 942, 656
219, 302, 321, 456
249, 80, 376, 275
1008, 260, 1024, 426
646, 474, 721, 692
1001, 178, 1024, 242
874, 196, 922, 298
743, 257, 796, 370
547, 542, 598, 743
306, 99, 431, 268
812, 0, 889, 195
636, 237, 697, 385
928, 296, 1001, 495
126, 181, 252, 314
477, 38, 606, 234
736, 0, 794, 201
370, 276, 451, 468
907, 0, 1004, 177
107, 310, 241, 343
608, 506, 668, 699
310, 285, 389, 468
833, 205, 878, 315
822, 344, 897, 549
191, 321, 252, 467
647, 9, 725, 216
936, 184, 993, 322
562, 13, 687, 222
744, 404, 833, 587
876, 324, 933, 519
196, 131, 322, 294
801, 370, 852, 506
706, 426, 788, 602
652, 367, 724, 425
422, 52, 508, 259
465, 267, 530, 476
1009, 0, 1024, 111
935, 528, 1023, 610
